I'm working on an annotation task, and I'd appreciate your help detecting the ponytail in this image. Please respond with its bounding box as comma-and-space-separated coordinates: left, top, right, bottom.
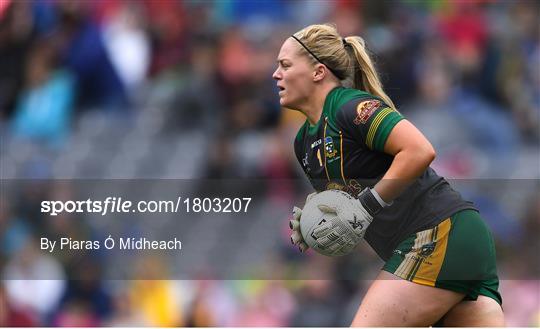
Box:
344, 36, 396, 110
293, 24, 396, 110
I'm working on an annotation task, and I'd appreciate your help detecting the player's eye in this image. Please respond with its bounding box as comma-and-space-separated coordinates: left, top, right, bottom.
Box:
279, 61, 291, 69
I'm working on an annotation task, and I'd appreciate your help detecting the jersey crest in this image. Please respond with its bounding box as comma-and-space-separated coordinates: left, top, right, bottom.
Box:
353, 100, 381, 125
324, 136, 337, 159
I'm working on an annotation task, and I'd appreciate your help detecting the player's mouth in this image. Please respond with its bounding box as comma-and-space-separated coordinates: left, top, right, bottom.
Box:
278, 86, 285, 95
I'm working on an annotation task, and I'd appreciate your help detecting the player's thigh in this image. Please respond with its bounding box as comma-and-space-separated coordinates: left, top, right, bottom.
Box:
441, 295, 504, 327
351, 271, 465, 327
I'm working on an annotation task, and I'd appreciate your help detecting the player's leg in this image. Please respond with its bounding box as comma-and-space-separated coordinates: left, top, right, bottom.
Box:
350, 270, 465, 327
439, 295, 505, 327
352, 210, 503, 326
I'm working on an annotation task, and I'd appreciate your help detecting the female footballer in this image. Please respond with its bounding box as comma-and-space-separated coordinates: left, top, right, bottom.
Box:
273, 24, 504, 326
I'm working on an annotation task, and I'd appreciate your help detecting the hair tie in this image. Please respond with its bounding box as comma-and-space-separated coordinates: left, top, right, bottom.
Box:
342, 38, 349, 47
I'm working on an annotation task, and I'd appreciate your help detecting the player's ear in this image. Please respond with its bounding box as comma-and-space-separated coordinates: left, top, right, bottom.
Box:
313, 63, 326, 82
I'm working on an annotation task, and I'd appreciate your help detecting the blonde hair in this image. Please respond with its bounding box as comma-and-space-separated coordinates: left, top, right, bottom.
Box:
292, 23, 396, 110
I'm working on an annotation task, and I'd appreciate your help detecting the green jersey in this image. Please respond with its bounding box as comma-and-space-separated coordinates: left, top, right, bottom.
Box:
294, 87, 476, 260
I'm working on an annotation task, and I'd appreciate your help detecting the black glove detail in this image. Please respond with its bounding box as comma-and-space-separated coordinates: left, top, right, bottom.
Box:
357, 188, 384, 217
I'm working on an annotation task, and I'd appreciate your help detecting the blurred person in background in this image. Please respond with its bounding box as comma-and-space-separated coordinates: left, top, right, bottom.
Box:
99, 1, 150, 101
0, 0, 34, 120
127, 256, 183, 326
276, 23, 504, 326
10, 37, 75, 148
0, 283, 36, 327
2, 238, 66, 325
54, 258, 112, 326
53, 0, 128, 111
0, 196, 33, 261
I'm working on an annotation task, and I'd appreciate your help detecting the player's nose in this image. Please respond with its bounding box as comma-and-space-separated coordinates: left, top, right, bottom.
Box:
272, 67, 281, 80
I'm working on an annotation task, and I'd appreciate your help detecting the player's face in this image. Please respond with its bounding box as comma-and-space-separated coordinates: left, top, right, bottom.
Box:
272, 38, 316, 109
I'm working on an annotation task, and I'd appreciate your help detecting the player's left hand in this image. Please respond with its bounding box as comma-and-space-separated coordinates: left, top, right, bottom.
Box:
316, 189, 373, 240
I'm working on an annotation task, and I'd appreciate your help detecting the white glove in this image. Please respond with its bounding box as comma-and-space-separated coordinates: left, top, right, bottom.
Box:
313, 187, 391, 255
311, 190, 373, 253
289, 192, 316, 252
290, 188, 387, 255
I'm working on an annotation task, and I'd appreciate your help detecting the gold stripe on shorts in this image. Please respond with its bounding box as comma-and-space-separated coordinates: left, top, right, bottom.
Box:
394, 227, 431, 279
412, 218, 452, 286
408, 225, 437, 281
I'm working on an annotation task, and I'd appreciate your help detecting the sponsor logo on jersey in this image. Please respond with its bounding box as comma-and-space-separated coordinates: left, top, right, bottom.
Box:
324, 136, 337, 158
353, 100, 381, 125
323, 180, 364, 199
311, 139, 322, 149
326, 182, 345, 191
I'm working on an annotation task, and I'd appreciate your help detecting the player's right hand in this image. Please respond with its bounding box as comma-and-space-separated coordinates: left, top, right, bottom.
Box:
289, 192, 316, 252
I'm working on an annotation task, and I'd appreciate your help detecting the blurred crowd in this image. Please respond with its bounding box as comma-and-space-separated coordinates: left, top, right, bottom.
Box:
1, 0, 539, 327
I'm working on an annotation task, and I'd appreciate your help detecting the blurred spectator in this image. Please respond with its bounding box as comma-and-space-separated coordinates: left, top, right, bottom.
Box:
11, 37, 75, 148
100, 1, 150, 100
2, 239, 66, 323
105, 288, 145, 326
0, 1, 34, 119
55, 258, 112, 325
55, 1, 128, 110
185, 281, 237, 326
0, 196, 32, 259
0, 283, 36, 327
128, 280, 182, 326
127, 257, 182, 326
145, 0, 188, 77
